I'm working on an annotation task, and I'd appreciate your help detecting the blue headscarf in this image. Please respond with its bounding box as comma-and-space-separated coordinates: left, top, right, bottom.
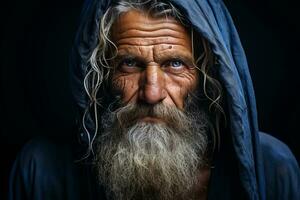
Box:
69, 1, 300, 199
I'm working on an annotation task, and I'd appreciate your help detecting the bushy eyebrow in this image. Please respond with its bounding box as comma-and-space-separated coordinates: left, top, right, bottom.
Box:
114, 52, 195, 68
113, 54, 144, 66
156, 52, 195, 67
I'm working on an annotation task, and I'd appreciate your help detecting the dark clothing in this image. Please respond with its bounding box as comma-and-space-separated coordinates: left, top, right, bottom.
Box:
9, 133, 299, 200
9, 0, 300, 199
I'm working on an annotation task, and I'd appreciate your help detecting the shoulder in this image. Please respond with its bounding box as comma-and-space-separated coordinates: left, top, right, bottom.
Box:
9, 137, 79, 200
18, 137, 73, 163
259, 132, 300, 200
259, 132, 298, 165
14, 137, 75, 174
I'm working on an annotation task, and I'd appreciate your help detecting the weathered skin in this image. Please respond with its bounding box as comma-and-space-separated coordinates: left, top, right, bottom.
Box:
110, 11, 210, 199
111, 10, 199, 114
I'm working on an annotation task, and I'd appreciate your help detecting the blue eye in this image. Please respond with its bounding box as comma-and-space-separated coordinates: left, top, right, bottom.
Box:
122, 58, 136, 67
170, 60, 183, 68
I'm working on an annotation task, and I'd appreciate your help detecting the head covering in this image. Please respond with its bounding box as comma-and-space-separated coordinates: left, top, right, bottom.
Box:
68, 1, 280, 199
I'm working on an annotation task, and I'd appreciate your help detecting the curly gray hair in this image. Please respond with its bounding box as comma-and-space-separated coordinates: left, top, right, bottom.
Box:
83, 0, 224, 156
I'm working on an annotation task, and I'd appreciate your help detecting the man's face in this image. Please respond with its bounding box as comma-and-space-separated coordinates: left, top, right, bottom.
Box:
96, 10, 208, 200
111, 10, 199, 113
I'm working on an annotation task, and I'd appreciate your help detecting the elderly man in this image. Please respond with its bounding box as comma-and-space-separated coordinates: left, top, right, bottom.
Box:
9, 0, 299, 200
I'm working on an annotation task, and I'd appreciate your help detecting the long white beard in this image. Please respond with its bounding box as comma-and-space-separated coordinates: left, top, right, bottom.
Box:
95, 103, 209, 200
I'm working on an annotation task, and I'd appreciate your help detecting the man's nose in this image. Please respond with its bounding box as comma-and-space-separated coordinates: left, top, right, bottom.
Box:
139, 65, 167, 104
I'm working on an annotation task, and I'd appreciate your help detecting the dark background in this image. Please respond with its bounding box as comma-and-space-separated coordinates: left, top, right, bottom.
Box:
1, 0, 299, 199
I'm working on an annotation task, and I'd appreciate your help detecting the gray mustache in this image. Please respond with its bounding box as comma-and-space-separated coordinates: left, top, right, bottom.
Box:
114, 103, 188, 129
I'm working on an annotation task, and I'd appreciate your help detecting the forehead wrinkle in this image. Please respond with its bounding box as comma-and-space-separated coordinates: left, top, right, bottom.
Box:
114, 27, 189, 45
115, 26, 187, 37
116, 31, 186, 41
113, 10, 193, 64
153, 45, 193, 61
116, 44, 193, 66
117, 44, 192, 64
112, 11, 189, 42
115, 11, 183, 31
116, 39, 189, 47
117, 45, 154, 62
118, 45, 151, 56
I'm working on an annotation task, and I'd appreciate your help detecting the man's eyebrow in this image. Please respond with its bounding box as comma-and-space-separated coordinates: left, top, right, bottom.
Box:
158, 52, 195, 67
114, 52, 195, 66
113, 54, 145, 64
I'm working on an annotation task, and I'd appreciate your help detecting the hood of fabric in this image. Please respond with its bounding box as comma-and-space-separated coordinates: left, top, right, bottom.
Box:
69, 0, 265, 199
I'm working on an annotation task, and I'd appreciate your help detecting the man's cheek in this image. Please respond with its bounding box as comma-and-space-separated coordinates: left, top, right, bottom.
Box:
112, 76, 138, 102
166, 78, 198, 108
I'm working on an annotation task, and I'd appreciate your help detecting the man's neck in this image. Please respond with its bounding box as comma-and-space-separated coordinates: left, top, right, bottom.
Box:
192, 167, 211, 200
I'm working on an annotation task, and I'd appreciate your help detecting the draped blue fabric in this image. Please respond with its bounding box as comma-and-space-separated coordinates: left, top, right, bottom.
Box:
9, 0, 300, 199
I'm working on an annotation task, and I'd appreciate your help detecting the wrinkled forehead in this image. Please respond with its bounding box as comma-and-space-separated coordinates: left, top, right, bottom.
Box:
115, 9, 180, 27
111, 10, 192, 50
110, 0, 191, 37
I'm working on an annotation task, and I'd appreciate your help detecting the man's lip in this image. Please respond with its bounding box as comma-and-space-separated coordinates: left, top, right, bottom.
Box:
139, 116, 162, 123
